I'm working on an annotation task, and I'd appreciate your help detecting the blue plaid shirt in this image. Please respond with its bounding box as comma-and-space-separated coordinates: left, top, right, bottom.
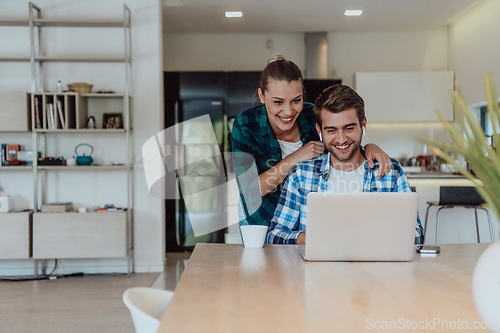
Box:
266, 152, 424, 244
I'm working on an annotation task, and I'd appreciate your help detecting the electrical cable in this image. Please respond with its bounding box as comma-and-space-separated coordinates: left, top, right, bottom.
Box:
0, 258, 130, 282
84, 273, 128, 277
0, 259, 57, 282
43, 259, 58, 277
0, 270, 128, 282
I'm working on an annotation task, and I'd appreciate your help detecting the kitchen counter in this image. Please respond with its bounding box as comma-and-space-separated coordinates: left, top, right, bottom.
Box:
225, 171, 497, 245
406, 171, 466, 179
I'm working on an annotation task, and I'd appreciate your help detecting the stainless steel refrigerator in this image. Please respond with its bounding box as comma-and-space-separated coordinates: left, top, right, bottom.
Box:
173, 98, 227, 249
164, 71, 260, 251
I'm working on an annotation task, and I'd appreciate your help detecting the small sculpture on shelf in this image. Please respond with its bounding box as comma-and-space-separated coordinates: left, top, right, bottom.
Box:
86, 116, 96, 129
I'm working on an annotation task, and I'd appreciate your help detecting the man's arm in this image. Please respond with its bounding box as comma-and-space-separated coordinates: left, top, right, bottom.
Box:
266, 167, 307, 244
414, 218, 424, 244
296, 232, 306, 245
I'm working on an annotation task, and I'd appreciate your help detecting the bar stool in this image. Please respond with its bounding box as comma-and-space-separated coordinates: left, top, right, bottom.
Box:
424, 186, 495, 243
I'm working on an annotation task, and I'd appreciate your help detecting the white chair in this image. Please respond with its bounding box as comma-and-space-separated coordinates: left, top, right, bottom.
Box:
122, 287, 174, 333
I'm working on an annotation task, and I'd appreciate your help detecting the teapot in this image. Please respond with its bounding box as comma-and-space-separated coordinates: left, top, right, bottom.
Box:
75, 143, 94, 165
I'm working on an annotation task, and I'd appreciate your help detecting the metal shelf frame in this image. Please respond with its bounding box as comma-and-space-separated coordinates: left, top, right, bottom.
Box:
26, 2, 134, 276
0, 2, 134, 277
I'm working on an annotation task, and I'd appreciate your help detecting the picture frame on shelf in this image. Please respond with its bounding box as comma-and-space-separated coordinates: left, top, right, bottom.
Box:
102, 113, 123, 129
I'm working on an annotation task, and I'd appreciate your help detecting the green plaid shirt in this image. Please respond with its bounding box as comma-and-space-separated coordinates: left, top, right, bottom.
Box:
231, 102, 319, 226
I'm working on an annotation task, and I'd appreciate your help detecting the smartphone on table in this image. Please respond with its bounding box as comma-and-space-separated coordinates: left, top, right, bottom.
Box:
416, 245, 440, 254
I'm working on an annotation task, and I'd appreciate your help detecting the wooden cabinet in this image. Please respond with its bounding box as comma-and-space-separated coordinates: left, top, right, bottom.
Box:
0, 212, 32, 259
0, 92, 30, 132
355, 71, 455, 122
33, 212, 127, 259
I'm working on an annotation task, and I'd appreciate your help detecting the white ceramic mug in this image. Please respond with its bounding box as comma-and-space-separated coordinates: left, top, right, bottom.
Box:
66, 157, 76, 166
240, 225, 268, 248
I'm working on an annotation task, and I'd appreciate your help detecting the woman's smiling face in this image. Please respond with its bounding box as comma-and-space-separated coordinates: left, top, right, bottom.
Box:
258, 79, 304, 136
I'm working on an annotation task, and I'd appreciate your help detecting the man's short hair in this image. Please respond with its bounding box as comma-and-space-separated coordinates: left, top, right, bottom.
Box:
313, 84, 365, 126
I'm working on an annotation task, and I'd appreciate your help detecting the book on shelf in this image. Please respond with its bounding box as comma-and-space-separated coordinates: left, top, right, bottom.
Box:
46, 103, 55, 129
6, 144, 20, 162
56, 99, 66, 129
0, 144, 5, 166
34, 96, 42, 129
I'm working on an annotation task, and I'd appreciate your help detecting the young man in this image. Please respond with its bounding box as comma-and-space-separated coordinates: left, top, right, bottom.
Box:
266, 84, 424, 245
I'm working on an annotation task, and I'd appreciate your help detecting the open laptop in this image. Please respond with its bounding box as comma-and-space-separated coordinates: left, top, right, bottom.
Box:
299, 192, 418, 262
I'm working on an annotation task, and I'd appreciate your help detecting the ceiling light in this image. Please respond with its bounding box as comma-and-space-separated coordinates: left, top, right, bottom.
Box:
344, 9, 363, 16
225, 11, 243, 18
163, 0, 184, 6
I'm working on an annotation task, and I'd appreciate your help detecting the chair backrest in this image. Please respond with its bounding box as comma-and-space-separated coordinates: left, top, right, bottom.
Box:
438, 186, 484, 205
122, 287, 174, 333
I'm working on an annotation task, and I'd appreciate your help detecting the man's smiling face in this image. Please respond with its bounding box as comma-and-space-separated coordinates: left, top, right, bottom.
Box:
317, 107, 366, 169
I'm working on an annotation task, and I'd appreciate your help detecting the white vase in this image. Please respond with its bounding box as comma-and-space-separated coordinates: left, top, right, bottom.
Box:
473, 242, 500, 332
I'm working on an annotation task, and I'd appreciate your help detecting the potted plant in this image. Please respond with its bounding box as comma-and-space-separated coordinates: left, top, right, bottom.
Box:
419, 74, 500, 332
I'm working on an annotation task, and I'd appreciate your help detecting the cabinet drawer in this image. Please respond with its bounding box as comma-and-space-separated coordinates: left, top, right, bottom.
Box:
0, 212, 32, 259
33, 211, 127, 259
355, 71, 454, 122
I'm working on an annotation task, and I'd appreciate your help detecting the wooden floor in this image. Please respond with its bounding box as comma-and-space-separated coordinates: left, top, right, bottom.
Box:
0, 253, 191, 333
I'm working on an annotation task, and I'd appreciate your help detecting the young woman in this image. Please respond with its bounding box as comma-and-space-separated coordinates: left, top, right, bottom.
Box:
231, 55, 391, 226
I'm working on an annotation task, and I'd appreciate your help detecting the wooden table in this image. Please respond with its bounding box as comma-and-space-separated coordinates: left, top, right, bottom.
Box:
158, 243, 490, 332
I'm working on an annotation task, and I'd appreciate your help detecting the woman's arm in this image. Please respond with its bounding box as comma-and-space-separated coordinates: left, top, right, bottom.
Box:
364, 143, 392, 178
258, 141, 324, 196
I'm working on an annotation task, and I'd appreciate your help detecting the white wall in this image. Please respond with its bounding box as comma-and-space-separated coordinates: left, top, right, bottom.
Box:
0, 0, 164, 275
449, 0, 500, 104
163, 33, 305, 71
128, 0, 165, 274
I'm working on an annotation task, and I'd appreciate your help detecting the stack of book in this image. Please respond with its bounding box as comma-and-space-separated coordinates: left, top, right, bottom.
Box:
45, 100, 66, 129
0, 144, 21, 166
41, 202, 73, 213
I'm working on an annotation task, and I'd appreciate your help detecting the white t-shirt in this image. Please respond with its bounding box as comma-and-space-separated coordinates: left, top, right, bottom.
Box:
277, 140, 303, 158
327, 163, 364, 193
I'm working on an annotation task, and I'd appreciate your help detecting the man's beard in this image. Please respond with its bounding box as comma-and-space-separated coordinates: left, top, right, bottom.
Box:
325, 136, 362, 163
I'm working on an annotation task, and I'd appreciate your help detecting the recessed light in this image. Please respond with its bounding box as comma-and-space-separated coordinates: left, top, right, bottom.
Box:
163, 0, 184, 7
344, 9, 363, 16
225, 11, 243, 18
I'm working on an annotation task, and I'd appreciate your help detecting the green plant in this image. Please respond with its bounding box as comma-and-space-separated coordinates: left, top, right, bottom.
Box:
419, 74, 500, 218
